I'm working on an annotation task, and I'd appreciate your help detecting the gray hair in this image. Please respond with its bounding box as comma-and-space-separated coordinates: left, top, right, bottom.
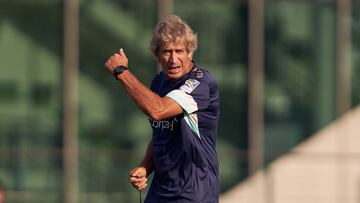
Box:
150, 15, 198, 56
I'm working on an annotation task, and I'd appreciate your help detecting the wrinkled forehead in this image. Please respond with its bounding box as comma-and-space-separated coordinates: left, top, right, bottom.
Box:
160, 41, 187, 51
160, 34, 186, 46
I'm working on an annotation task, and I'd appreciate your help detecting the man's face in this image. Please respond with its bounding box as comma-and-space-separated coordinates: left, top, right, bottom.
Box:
157, 42, 193, 80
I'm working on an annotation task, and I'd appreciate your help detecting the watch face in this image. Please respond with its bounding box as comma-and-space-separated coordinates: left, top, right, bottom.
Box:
113, 66, 127, 79
114, 66, 125, 74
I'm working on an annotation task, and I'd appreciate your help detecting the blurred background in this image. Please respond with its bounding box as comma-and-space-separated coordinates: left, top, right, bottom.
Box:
0, 0, 359, 202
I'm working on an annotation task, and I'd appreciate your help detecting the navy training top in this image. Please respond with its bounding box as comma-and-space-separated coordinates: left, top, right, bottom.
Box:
145, 63, 220, 203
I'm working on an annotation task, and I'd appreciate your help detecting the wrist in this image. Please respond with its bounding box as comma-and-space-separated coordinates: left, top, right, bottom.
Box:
140, 164, 153, 175
113, 65, 128, 80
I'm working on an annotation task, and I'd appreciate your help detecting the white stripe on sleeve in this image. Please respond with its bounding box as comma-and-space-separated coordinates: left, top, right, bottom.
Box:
166, 89, 198, 114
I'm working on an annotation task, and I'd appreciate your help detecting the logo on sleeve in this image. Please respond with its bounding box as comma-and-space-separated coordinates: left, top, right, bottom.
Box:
180, 79, 200, 94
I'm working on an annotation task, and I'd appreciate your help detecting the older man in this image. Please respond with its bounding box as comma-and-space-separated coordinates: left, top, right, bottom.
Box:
104, 15, 220, 203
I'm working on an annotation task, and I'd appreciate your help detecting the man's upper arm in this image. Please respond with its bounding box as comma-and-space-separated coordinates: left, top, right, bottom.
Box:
158, 96, 184, 119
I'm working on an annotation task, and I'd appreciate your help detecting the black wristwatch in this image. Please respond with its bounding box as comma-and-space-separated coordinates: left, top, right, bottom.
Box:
113, 66, 127, 79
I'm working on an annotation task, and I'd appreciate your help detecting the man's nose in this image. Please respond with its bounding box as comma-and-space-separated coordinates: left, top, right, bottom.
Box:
169, 53, 176, 63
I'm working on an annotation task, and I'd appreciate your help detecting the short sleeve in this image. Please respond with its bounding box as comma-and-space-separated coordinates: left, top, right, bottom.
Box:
166, 79, 210, 114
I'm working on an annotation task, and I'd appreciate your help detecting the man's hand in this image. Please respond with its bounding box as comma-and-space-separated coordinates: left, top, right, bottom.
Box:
129, 167, 148, 191
104, 48, 129, 73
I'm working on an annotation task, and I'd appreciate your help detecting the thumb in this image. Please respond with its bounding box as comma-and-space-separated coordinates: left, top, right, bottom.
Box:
136, 168, 147, 178
129, 167, 138, 176
119, 48, 126, 57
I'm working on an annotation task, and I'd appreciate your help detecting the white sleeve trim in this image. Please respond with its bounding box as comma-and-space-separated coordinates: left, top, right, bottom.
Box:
166, 89, 198, 114
184, 113, 201, 139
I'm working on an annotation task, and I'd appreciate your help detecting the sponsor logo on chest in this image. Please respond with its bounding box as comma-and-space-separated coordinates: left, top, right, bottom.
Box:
149, 117, 178, 131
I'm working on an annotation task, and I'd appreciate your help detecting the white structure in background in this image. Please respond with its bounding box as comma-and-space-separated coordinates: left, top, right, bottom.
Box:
220, 106, 360, 203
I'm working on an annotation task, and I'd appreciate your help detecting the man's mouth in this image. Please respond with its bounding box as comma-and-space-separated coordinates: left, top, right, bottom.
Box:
168, 66, 180, 73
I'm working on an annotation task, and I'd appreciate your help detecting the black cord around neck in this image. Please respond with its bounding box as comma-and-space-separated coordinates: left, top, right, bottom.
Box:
139, 190, 142, 203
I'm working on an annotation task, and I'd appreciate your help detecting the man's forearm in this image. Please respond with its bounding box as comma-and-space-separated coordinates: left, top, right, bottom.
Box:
117, 70, 181, 120
104, 49, 183, 120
